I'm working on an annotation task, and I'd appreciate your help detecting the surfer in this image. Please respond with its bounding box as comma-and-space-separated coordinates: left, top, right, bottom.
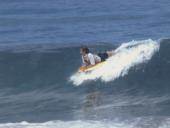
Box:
80, 47, 113, 71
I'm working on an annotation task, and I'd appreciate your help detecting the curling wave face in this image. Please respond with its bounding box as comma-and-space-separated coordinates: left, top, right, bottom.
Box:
70, 39, 160, 85
0, 38, 169, 124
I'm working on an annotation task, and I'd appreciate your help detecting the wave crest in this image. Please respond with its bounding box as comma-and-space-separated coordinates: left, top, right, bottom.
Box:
70, 39, 160, 86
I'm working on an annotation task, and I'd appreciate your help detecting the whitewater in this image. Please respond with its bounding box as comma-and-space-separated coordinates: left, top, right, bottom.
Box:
70, 39, 160, 85
1, 118, 170, 128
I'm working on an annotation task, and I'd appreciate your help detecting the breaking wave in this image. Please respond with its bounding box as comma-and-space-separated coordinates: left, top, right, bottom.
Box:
1, 118, 170, 128
70, 39, 160, 85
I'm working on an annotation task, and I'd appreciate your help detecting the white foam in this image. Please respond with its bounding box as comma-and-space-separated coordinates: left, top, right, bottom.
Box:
0, 119, 170, 128
70, 39, 160, 85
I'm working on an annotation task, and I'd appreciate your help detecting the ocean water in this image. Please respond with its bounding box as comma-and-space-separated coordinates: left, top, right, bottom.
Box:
0, 0, 170, 128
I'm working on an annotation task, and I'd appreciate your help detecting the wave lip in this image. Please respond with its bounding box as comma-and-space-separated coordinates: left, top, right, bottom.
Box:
70, 39, 160, 85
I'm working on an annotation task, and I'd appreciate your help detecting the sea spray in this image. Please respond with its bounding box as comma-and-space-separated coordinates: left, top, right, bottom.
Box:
70, 39, 160, 85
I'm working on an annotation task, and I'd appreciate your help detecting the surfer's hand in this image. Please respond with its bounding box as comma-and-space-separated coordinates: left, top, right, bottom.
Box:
79, 66, 86, 72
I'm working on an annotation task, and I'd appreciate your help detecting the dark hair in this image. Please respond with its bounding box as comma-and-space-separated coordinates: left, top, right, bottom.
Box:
80, 47, 89, 54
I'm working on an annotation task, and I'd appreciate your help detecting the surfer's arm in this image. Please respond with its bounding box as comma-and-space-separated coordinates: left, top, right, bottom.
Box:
80, 53, 96, 71
81, 56, 86, 66
88, 53, 96, 65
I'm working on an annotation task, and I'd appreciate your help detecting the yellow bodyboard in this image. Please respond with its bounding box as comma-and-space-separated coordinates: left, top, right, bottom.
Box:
79, 61, 106, 72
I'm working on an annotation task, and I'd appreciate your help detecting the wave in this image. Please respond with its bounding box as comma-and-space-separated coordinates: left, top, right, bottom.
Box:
0, 38, 169, 123
0, 118, 170, 128
70, 39, 160, 85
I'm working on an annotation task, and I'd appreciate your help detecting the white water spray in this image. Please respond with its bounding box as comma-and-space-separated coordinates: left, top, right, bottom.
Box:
70, 39, 160, 86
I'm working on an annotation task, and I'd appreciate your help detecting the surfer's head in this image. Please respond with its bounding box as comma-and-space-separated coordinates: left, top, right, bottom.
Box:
80, 47, 89, 55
